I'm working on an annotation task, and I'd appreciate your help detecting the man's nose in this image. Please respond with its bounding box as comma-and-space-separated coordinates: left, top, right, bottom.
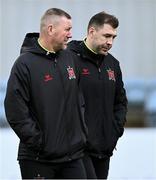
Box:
107, 37, 113, 45
67, 31, 72, 39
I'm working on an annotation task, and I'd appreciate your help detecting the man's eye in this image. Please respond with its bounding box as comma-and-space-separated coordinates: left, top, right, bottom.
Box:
104, 35, 111, 38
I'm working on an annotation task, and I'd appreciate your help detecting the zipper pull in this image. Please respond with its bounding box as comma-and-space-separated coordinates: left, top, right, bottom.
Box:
54, 58, 57, 67
98, 67, 102, 80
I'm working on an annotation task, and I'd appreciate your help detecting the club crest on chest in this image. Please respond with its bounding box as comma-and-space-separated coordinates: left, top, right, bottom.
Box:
107, 69, 116, 81
67, 66, 76, 80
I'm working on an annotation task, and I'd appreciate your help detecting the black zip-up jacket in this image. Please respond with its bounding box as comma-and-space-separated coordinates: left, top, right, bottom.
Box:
4, 33, 87, 163
67, 40, 128, 158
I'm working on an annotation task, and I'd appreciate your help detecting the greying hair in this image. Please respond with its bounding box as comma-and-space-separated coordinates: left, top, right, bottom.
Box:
87, 11, 119, 32
40, 8, 71, 32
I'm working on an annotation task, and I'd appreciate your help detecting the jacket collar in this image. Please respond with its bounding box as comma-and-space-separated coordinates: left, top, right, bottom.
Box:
79, 41, 105, 66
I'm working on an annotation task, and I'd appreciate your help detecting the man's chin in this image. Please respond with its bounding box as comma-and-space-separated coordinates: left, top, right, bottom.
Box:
63, 44, 67, 49
100, 51, 108, 55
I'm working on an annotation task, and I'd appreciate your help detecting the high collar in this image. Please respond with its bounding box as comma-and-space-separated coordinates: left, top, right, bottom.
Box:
79, 41, 105, 65
20, 33, 59, 59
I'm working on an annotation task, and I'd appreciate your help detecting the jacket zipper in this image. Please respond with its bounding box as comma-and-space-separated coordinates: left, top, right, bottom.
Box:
98, 67, 101, 79
96, 61, 102, 79
54, 58, 57, 67
55, 60, 72, 161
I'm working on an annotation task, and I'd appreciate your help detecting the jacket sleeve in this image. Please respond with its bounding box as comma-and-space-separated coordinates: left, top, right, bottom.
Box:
114, 62, 128, 137
4, 59, 43, 150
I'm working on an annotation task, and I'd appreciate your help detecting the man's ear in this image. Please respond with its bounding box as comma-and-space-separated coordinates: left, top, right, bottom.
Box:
88, 26, 96, 37
47, 24, 53, 36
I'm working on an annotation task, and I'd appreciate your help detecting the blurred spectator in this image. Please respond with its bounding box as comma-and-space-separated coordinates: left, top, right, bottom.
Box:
124, 78, 146, 127
144, 79, 156, 127
0, 79, 8, 127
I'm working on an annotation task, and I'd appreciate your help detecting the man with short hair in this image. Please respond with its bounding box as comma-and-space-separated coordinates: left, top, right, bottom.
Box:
4, 8, 87, 179
68, 11, 128, 179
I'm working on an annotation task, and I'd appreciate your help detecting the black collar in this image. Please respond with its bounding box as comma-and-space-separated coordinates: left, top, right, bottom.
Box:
79, 41, 105, 65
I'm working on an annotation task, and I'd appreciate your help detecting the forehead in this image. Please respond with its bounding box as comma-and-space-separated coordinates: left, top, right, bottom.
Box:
57, 16, 72, 27
97, 24, 117, 35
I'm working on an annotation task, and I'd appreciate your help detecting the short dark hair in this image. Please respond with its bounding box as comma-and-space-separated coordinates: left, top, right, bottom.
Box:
87, 11, 119, 31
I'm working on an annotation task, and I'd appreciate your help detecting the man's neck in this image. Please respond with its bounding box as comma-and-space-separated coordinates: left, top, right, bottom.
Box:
84, 38, 97, 54
38, 38, 55, 53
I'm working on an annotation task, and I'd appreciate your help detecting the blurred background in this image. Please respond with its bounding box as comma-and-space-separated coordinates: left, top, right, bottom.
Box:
0, 0, 156, 179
